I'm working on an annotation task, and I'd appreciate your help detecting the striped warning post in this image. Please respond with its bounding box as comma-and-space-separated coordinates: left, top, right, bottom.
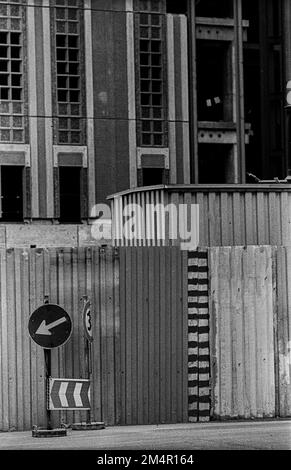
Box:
48, 378, 91, 410
188, 249, 210, 422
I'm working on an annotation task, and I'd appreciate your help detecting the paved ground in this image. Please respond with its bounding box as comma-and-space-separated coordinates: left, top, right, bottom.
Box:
0, 420, 290, 450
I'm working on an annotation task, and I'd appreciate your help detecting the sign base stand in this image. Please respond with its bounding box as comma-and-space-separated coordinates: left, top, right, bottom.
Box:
32, 426, 67, 438
71, 421, 105, 431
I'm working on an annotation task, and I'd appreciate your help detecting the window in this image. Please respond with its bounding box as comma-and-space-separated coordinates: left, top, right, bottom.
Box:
243, 0, 285, 179
195, 0, 233, 18
134, 0, 167, 147
52, 0, 86, 145
59, 167, 81, 223
1, 166, 24, 221
0, 0, 26, 143
166, 0, 187, 14
196, 40, 232, 122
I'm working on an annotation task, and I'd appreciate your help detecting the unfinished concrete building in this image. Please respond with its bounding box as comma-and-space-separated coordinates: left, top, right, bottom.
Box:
0, 0, 289, 246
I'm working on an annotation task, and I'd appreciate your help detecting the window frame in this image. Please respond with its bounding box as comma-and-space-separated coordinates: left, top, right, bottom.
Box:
134, 0, 168, 148
0, 0, 28, 144
51, 0, 87, 146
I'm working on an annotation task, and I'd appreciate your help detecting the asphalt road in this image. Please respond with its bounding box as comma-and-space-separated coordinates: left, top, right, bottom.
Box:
0, 420, 290, 450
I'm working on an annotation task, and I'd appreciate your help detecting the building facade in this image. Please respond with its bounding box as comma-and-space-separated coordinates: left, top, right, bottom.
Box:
0, 0, 289, 234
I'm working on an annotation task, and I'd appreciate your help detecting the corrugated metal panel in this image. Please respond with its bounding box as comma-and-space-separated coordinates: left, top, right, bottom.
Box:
118, 247, 189, 425
274, 247, 291, 417
2, 245, 290, 430
110, 187, 291, 247
0, 247, 118, 430
0, 246, 189, 431
0, 249, 46, 431
209, 246, 276, 419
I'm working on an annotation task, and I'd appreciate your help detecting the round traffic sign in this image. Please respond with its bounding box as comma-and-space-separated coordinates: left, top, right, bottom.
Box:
83, 300, 93, 342
28, 304, 72, 349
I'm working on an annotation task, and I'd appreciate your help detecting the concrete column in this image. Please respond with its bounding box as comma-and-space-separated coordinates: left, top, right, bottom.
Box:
283, 0, 291, 83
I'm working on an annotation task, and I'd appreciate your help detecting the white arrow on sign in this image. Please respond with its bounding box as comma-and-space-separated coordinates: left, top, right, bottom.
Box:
36, 317, 67, 336
59, 382, 69, 407
74, 382, 83, 407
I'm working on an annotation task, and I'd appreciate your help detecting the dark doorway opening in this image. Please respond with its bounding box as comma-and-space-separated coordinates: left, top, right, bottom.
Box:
59, 167, 81, 223
198, 144, 234, 183
1, 165, 24, 222
141, 168, 165, 186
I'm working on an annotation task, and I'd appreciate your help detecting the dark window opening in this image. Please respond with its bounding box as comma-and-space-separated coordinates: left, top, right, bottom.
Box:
10, 33, 21, 45
12, 88, 21, 100
1, 166, 24, 222
11, 61, 21, 73
0, 74, 8, 85
0, 46, 8, 58
0, 88, 9, 100
0, 33, 8, 44
166, 0, 187, 14
59, 167, 81, 223
198, 144, 234, 183
244, 48, 261, 178
243, 0, 285, 179
195, 0, 233, 18
0, 61, 8, 72
242, 0, 260, 43
141, 167, 165, 186
196, 40, 232, 122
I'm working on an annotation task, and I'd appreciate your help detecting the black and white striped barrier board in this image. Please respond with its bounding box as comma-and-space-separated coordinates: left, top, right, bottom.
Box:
48, 378, 91, 410
188, 250, 210, 423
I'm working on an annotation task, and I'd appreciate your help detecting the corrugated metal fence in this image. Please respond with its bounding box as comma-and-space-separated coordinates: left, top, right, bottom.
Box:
209, 246, 291, 419
0, 247, 189, 431
0, 246, 290, 431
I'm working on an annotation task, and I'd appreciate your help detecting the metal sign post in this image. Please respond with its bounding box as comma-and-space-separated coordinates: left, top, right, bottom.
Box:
43, 296, 52, 431
28, 296, 73, 437
70, 296, 104, 431
82, 296, 93, 424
